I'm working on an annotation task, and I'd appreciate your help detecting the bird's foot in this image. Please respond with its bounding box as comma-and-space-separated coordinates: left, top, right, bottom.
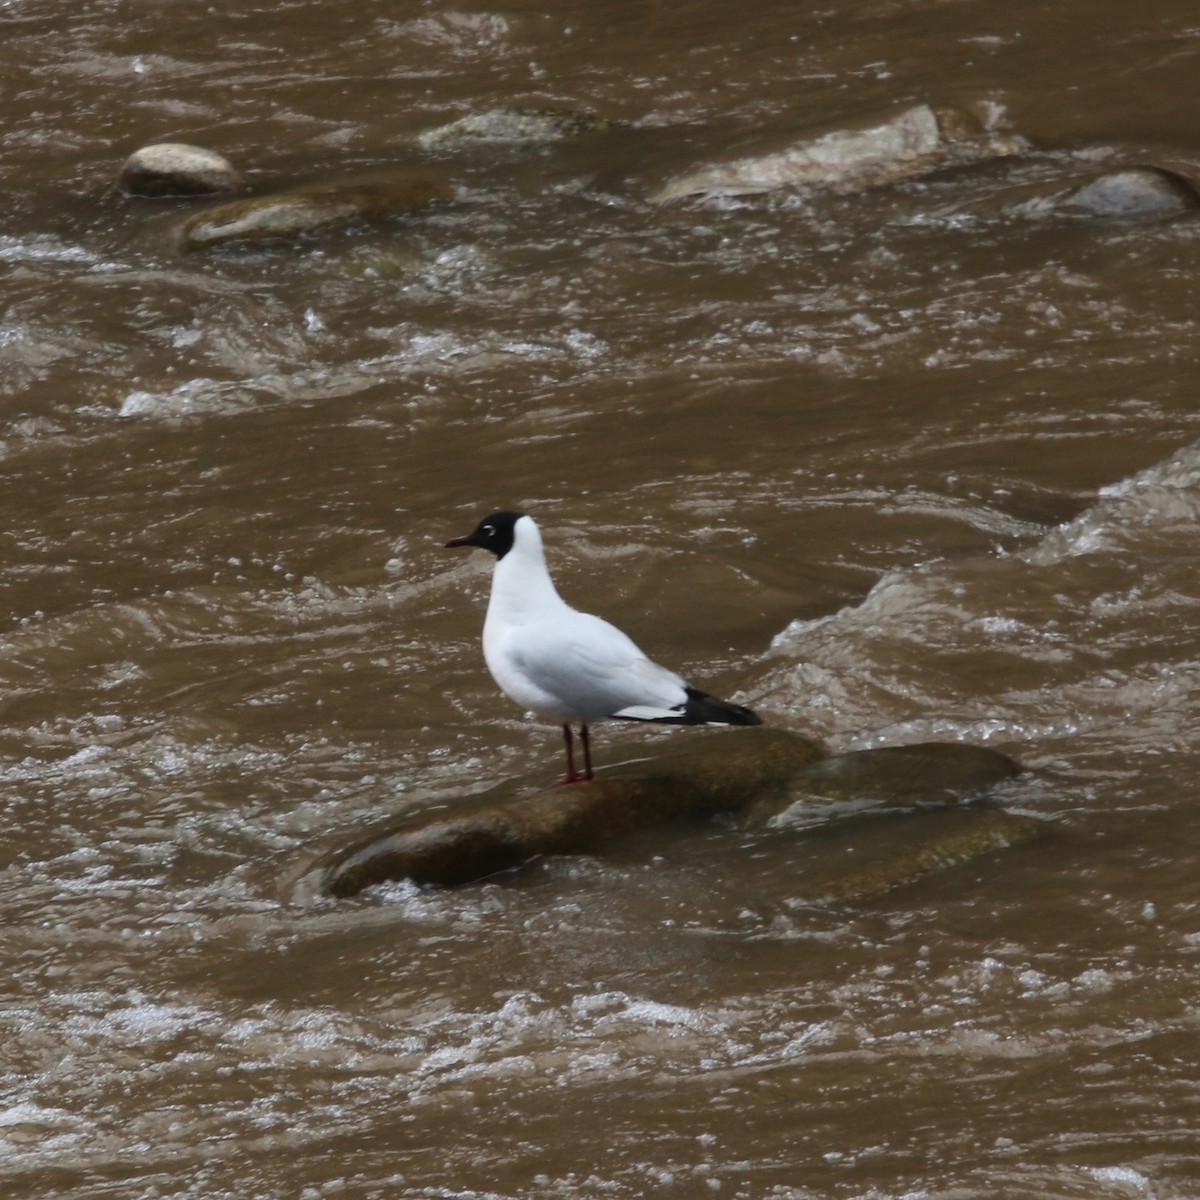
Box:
550, 769, 593, 788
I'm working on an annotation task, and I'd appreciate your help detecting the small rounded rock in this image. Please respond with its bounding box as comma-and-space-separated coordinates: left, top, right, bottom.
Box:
118, 142, 243, 198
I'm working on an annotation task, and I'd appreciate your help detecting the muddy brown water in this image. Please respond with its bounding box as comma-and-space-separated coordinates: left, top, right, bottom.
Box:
3, 1, 1200, 1197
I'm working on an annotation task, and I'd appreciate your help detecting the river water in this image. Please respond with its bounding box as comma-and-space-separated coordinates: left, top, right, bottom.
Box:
4, 1, 1200, 1197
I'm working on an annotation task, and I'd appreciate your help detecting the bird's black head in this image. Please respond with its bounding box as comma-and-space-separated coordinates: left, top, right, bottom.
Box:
445, 510, 526, 560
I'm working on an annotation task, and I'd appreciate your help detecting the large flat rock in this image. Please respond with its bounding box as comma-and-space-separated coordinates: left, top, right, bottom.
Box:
312, 728, 823, 896
300, 729, 1033, 898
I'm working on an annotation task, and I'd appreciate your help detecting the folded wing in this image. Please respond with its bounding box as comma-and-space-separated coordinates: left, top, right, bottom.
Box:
508, 611, 689, 721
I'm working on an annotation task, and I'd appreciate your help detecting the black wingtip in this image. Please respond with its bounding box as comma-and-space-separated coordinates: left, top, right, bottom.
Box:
682, 687, 763, 726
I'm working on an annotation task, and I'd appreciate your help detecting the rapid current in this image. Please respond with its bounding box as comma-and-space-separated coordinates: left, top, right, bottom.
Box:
3, 1, 1200, 1197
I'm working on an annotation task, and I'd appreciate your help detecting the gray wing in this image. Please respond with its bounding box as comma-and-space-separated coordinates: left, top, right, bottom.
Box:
509, 611, 688, 720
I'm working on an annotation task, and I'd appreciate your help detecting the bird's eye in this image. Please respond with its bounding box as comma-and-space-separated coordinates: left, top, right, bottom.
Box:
481, 524, 495, 536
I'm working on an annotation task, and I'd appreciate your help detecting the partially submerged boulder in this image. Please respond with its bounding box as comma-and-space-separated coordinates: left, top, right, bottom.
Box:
303, 729, 1032, 899
787, 805, 1048, 904
749, 741, 1021, 827
180, 171, 452, 250
649, 102, 1026, 203
119, 142, 243, 198
416, 106, 615, 152
313, 728, 823, 897
1057, 165, 1200, 222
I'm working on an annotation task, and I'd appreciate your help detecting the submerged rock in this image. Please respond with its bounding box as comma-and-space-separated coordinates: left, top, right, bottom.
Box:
1058, 166, 1200, 222
416, 106, 615, 151
119, 142, 243, 198
180, 171, 452, 250
749, 741, 1021, 827
313, 728, 824, 896
649, 102, 1026, 203
301, 729, 1032, 899
789, 805, 1049, 904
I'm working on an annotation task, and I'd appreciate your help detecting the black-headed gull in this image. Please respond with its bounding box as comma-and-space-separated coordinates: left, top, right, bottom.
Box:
445, 511, 762, 784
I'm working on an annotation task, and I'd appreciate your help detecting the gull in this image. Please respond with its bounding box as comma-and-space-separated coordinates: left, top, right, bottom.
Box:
445, 510, 762, 784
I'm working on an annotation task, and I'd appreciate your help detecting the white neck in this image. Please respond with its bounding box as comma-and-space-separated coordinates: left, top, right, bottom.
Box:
485, 515, 570, 627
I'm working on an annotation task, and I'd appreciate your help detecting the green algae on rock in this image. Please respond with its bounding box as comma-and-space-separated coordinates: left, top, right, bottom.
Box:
415, 106, 615, 151
312, 727, 824, 897
649, 103, 1026, 203
180, 172, 452, 250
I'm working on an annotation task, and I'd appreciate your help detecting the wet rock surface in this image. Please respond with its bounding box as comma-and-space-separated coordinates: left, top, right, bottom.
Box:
415, 106, 615, 151
649, 102, 1027, 203
787, 805, 1049, 903
304, 730, 1031, 899
119, 142, 243, 198
752, 741, 1022, 826
125, 107, 1199, 261
1058, 165, 1200, 221
310, 728, 824, 896
179, 171, 452, 250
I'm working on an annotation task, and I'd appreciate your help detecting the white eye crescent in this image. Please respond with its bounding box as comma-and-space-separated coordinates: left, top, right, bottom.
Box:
482, 524, 495, 536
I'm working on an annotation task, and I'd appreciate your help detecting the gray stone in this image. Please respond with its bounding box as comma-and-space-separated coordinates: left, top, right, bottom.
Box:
649, 103, 1027, 203
416, 106, 615, 151
1059, 166, 1200, 222
119, 142, 243, 198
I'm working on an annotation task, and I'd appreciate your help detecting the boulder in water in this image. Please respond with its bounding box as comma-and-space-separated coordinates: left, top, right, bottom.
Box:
119, 142, 243, 198
180, 171, 452, 250
310, 727, 824, 896
748, 741, 1022, 827
298, 729, 1033, 899
416, 106, 615, 151
787, 805, 1049, 904
1058, 166, 1200, 222
649, 102, 1027, 203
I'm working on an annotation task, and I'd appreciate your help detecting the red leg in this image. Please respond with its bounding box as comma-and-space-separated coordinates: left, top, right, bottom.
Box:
560, 722, 581, 785
581, 723, 593, 781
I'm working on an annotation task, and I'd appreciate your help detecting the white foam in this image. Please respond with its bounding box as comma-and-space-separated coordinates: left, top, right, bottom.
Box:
1081, 1165, 1153, 1193
0, 1102, 74, 1129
